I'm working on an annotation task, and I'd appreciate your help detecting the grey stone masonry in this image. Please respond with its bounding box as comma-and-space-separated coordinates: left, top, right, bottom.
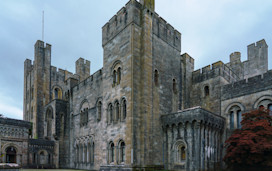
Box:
161, 107, 225, 171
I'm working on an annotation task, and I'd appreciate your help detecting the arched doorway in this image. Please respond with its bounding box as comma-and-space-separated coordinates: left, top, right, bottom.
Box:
6, 146, 16, 163
39, 151, 48, 165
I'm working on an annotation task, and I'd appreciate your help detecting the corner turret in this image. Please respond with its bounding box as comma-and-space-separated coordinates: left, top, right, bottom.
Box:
76, 58, 90, 82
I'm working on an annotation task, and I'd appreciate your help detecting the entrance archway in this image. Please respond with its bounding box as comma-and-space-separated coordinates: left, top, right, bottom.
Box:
39, 151, 48, 165
6, 146, 16, 163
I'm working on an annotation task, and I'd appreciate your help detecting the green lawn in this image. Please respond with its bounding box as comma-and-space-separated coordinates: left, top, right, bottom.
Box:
21, 170, 86, 171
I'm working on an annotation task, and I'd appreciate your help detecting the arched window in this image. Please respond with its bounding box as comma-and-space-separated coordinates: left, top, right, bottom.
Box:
53, 87, 62, 99
180, 146, 186, 161
91, 142, 95, 164
31, 86, 34, 100
108, 142, 115, 163
113, 70, 117, 86
97, 101, 102, 121
46, 107, 53, 138
112, 63, 122, 87
80, 101, 89, 126
204, 86, 209, 97
55, 88, 59, 99
48, 153, 51, 164
227, 105, 243, 129
117, 67, 121, 84
39, 151, 48, 165
119, 141, 125, 163
237, 110, 242, 129
76, 145, 79, 163
31, 107, 33, 119
108, 104, 113, 124
173, 79, 177, 94
33, 153, 36, 164
268, 104, 272, 116
174, 141, 186, 164
112, 61, 122, 87
230, 111, 234, 129
83, 144, 87, 163
122, 99, 127, 121
80, 145, 83, 163
115, 101, 120, 122
80, 108, 88, 127
154, 70, 159, 86
6, 146, 16, 163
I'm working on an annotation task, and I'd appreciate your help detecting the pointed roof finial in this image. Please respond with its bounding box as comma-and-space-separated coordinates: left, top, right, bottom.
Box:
140, 0, 155, 11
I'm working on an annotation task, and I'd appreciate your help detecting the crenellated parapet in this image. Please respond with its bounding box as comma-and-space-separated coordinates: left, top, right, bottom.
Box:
222, 70, 272, 100
102, 0, 141, 46
192, 61, 240, 84
51, 66, 74, 82
72, 68, 103, 93
152, 13, 181, 51
102, 0, 181, 51
247, 39, 268, 60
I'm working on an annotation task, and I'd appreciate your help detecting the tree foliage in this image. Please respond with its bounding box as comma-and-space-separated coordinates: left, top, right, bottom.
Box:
224, 108, 272, 168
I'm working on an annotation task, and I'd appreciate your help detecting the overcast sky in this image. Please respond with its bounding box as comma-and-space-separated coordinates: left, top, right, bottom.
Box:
0, 0, 272, 119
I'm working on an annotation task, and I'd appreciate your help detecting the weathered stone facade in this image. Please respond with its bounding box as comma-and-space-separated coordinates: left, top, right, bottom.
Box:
0, 117, 31, 167
17, 0, 272, 170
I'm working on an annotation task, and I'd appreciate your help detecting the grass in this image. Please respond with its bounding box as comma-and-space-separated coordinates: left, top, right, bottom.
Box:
21, 170, 86, 171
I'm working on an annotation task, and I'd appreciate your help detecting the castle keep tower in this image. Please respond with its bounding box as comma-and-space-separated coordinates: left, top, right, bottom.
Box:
101, 0, 181, 169
24, 40, 51, 138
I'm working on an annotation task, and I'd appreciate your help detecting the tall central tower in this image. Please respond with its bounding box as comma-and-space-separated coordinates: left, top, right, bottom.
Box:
102, 0, 181, 169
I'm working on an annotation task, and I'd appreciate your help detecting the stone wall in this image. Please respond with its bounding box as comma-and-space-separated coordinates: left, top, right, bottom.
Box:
0, 118, 31, 167
161, 107, 225, 171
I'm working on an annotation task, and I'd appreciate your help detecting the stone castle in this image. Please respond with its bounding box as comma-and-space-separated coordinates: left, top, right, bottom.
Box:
1, 0, 271, 170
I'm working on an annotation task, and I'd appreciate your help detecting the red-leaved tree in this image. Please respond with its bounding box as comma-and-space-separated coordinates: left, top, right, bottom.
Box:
224, 108, 272, 169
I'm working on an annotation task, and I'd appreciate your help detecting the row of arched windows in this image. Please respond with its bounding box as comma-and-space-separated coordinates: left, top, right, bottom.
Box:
74, 140, 126, 165
77, 98, 127, 125
227, 99, 272, 130
108, 140, 126, 164
75, 142, 95, 164
108, 99, 127, 124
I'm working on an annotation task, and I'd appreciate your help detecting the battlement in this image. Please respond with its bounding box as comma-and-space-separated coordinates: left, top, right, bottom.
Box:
73, 68, 103, 92
24, 59, 34, 74
192, 61, 240, 84
248, 39, 268, 49
230, 52, 241, 63
76, 57, 90, 82
222, 70, 272, 100
102, 0, 181, 51
181, 53, 195, 64
152, 12, 181, 51
102, 0, 141, 46
35, 40, 51, 50
247, 39, 268, 60
51, 66, 74, 82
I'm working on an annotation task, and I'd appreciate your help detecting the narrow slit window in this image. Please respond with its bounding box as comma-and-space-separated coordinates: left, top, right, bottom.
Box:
204, 86, 209, 97
154, 70, 159, 86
